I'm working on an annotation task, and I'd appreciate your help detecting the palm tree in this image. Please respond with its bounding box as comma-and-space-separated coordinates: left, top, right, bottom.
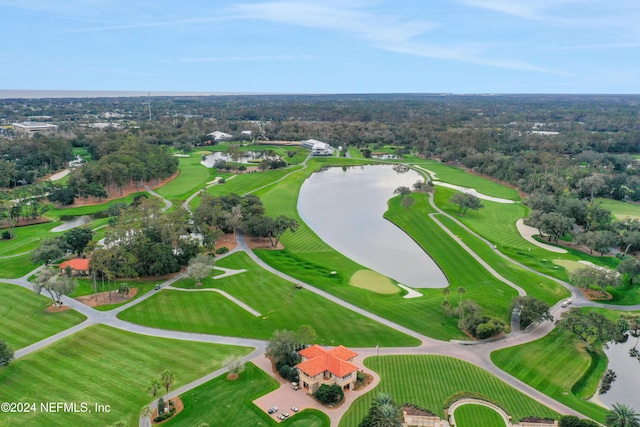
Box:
605, 403, 640, 427
139, 405, 153, 427
442, 287, 450, 301
160, 369, 176, 398
441, 300, 451, 320
147, 377, 161, 397
457, 286, 466, 305
372, 402, 403, 427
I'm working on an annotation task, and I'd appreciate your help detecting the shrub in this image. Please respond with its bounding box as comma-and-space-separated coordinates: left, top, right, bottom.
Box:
558, 415, 600, 427
218, 177, 226, 184
1, 231, 11, 240
215, 246, 229, 254
520, 416, 557, 423
314, 384, 344, 405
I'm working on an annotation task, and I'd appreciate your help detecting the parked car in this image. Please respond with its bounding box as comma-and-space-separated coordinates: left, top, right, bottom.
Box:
268, 406, 278, 414
291, 405, 299, 412
290, 382, 299, 390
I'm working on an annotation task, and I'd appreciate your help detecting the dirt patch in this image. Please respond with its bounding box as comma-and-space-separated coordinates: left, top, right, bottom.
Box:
580, 288, 612, 301
244, 236, 284, 250
1, 218, 51, 229
151, 397, 184, 425
59, 172, 179, 208
46, 305, 71, 313
75, 288, 139, 307
227, 372, 239, 380
214, 234, 239, 252
353, 372, 374, 391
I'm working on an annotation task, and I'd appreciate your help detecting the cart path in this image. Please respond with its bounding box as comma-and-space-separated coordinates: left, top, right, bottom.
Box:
4, 175, 640, 425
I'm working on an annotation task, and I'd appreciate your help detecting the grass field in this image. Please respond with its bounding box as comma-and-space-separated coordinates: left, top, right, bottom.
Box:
0, 253, 38, 278
164, 363, 330, 427
350, 270, 399, 294
453, 404, 506, 427
595, 198, 640, 220
250, 162, 519, 340
338, 355, 559, 427
118, 252, 419, 347
0, 222, 58, 257
0, 283, 86, 349
155, 155, 217, 201
490, 328, 608, 423
435, 215, 569, 305
0, 325, 252, 427
45, 192, 146, 219
413, 162, 521, 201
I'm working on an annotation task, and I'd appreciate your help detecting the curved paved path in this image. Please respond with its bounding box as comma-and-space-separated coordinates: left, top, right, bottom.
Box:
5, 160, 640, 426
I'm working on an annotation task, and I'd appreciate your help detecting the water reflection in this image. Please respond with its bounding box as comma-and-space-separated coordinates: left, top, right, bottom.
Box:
298, 165, 447, 289
599, 337, 640, 408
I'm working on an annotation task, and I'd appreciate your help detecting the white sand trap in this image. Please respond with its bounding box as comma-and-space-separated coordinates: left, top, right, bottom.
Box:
416, 166, 439, 181
397, 284, 423, 298
48, 169, 70, 181
433, 182, 516, 204
516, 219, 567, 253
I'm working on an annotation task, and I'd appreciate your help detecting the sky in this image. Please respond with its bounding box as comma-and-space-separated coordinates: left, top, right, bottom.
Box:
1, 0, 639, 94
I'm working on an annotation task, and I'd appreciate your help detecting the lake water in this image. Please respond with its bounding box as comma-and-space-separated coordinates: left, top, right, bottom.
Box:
599, 337, 640, 408
51, 215, 99, 232
297, 165, 447, 289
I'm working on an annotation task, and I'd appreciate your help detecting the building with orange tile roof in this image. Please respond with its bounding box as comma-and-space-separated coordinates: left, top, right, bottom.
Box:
295, 345, 359, 394
59, 258, 90, 276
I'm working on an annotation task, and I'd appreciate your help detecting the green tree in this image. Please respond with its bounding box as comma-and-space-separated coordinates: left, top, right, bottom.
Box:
556, 308, 626, 352
313, 384, 344, 405
536, 212, 574, 243
359, 393, 403, 427
441, 300, 450, 320
32, 268, 77, 307
0, 339, 14, 367
223, 355, 246, 378
401, 196, 415, 210
295, 325, 318, 348
457, 286, 466, 311
450, 192, 484, 216
30, 237, 70, 264
393, 186, 411, 198
63, 227, 94, 256
617, 258, 640, 285
265, 329, 298, 365
160, 369, 176, 398
571, 266, 621, 295
186, 253, 214, 287
147, 377, 161, 397
510, 296, 553, 329
605, 403, 640, 427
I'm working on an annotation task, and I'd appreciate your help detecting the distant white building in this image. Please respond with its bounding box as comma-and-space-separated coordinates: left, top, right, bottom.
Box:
207, 131, 233, 141
240, 130, 252, 136
301, 139, 335, 156
12, 121, 58, 136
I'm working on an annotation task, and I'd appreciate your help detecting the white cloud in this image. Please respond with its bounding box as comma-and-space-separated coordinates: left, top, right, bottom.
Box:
230, 1, 562, 73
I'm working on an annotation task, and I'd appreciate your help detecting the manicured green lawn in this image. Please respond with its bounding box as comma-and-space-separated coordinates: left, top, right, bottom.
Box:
250, 162, 519, 340
155, 155, 216, 201
414, 162, 520, 200
118, 252, 419, 347
435, 215, 569, 305
0, 222, 57, 256
491, 328, 608, 423
454, 404, 507, 427
338, 355, 558, 427
164, 363, 329, 427
0, 253, 38, 278
45, 192, 146, 219
0, 283, 86, 349
595, 197, 640, 220
434, 186, 619, 279
0, 325, 252, 427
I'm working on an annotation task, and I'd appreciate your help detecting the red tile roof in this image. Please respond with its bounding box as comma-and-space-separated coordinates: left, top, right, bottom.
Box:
298, 344, 327, 360
328, 345, 358, 360
59, 259, 90, 271
296, 345, 359, 378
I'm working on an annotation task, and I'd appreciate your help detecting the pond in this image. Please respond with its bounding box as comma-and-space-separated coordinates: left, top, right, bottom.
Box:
599, 337, 640, 408
51, 214, 100, 232
201, 151, 274, 167
297, 165, 447, 289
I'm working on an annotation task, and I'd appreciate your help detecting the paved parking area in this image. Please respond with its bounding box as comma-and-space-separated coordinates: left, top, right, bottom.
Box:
251, 353, 380, 426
